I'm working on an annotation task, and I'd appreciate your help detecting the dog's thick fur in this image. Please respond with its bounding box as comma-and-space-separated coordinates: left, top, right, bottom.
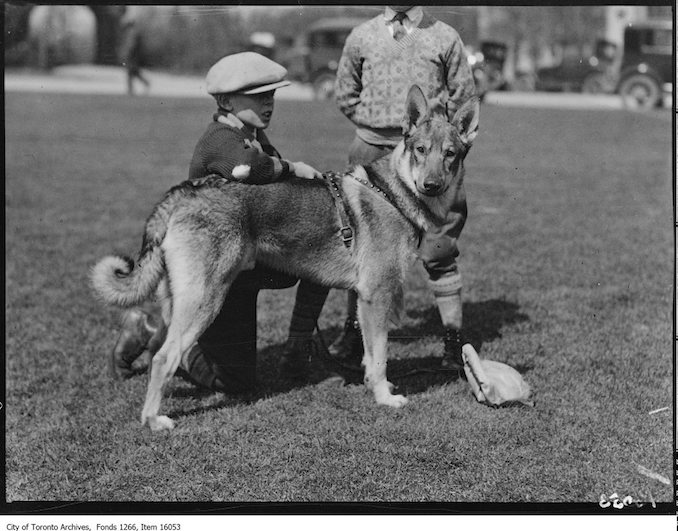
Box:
91, 86, 479, 430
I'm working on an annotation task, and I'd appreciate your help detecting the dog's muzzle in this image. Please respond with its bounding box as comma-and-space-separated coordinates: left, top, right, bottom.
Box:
418, 178, 446, 196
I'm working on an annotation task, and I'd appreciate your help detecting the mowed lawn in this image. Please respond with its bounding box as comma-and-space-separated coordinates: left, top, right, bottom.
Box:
5, 91, 673, 506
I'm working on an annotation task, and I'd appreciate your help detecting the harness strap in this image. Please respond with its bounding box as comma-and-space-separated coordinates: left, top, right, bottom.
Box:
322, 168, 424, 249
355, 166, 425, 246
322, 171, 354, 249
347, 170, 393, 204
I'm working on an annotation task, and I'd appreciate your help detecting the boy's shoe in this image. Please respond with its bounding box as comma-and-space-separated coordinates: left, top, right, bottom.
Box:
280, 337, 315, 381
179, 343, 256, 394
441, 328, 465, 371
109, 307, 158, 379
328, 318, 363, 362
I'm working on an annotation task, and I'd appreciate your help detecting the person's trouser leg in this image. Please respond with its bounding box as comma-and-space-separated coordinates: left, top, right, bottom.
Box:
107, 265, 298, 390
181, 265, 298, 392
328, 290, 363, 361
286, 281, 330, 342
127, 69, 134, 95
180, 279, 259, 393
419, 199, 467, 371
280, 280, 330, 379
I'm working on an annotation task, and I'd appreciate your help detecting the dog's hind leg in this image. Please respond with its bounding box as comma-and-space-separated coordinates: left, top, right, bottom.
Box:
140, 287, 225, 430
141, 284, 232, 430
140, 242, 240, 431
156, 277, 172, 327
141, 331, 194, 431
357, 293, 408, 408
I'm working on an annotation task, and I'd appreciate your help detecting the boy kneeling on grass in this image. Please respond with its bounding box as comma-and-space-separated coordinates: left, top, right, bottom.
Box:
109, 52, 331, 393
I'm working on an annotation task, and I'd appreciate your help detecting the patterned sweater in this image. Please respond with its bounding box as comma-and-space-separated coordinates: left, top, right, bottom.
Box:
335, 11, 475, 143
188, 112, 293, 184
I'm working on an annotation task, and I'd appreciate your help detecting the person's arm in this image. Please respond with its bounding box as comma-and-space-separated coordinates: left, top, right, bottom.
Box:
444, 31, 476, 114
334, 29, 363, 122
201, 128, 287, 184
202, 128, 320, 183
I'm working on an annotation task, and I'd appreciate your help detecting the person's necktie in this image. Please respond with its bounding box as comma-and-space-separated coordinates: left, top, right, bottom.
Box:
392, 12, 407, 41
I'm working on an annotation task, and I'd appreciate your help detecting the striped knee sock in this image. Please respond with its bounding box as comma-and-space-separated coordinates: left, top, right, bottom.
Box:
428, 269, 463, 330
287, 281, 330, 340
180, 344, 223, 390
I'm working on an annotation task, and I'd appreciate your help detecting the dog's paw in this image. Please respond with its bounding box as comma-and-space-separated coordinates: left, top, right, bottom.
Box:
373, 381, 409, 408
145, 415, 175, 431
380, 393, 409, 408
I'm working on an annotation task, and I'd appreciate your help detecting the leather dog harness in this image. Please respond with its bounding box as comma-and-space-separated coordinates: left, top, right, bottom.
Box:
322, 170, 419, 250
323, 171, 355, 248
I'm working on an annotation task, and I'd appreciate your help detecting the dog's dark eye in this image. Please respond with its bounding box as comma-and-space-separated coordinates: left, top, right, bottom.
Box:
445, 149, 455, 158
416, 146, 426, 154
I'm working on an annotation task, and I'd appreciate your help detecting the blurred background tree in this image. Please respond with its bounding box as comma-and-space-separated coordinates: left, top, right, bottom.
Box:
5, 2, 32, 65
89, 5, 125, 65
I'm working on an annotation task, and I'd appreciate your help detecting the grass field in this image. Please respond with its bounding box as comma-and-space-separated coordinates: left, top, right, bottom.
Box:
5, 91, 673, 506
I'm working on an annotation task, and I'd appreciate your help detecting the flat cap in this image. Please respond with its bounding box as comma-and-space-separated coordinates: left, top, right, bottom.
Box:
206, 52, 291, 95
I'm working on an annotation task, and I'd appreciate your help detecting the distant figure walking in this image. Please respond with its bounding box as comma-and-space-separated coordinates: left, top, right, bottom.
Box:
119, 16, 150, 95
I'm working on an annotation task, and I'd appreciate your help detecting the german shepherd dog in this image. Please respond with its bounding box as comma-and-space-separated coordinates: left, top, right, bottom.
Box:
91, 85, 480, 431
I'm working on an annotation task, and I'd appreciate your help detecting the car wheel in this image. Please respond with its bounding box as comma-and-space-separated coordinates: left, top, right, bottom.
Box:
313, 73, 336, 101
618, 74, 661, 110
582, 72, 614, 94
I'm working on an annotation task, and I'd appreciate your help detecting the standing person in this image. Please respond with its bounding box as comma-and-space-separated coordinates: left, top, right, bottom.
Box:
118, 14, 150, 96
331, 6, 476, 370
109, 52, 330, 393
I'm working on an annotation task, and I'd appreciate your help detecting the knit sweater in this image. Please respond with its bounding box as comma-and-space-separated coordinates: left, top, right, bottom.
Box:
188, 112, 293, 184
335, 11, 475, 141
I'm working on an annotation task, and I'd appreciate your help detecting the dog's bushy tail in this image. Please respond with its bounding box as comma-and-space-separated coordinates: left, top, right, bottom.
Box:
91, 177, 224, 308
90, 246, 165, 308
90, 187, 180, 307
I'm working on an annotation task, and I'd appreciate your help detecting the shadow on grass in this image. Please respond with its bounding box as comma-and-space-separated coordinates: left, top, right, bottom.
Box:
394, 298, 530, 350
166, 298, 530, 419
165, 345, 341, 420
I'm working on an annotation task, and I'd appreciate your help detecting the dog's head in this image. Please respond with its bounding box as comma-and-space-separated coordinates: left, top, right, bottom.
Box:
400, 85, 479, 197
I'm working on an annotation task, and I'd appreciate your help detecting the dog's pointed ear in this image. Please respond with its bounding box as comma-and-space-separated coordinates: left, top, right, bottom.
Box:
401, 85, 428, 135
450, 97, 480, 146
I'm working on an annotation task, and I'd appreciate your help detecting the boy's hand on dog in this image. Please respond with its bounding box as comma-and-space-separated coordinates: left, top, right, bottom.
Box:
291, 161, 322, 180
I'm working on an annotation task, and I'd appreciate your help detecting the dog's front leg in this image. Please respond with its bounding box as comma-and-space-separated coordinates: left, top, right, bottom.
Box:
357, 297, 408, 408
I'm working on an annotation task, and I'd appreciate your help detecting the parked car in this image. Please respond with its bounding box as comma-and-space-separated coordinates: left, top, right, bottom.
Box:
279, 17, 367, 100
535, 39, 618, 94
467, 40, 509, 100
616, 21, 672, 109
